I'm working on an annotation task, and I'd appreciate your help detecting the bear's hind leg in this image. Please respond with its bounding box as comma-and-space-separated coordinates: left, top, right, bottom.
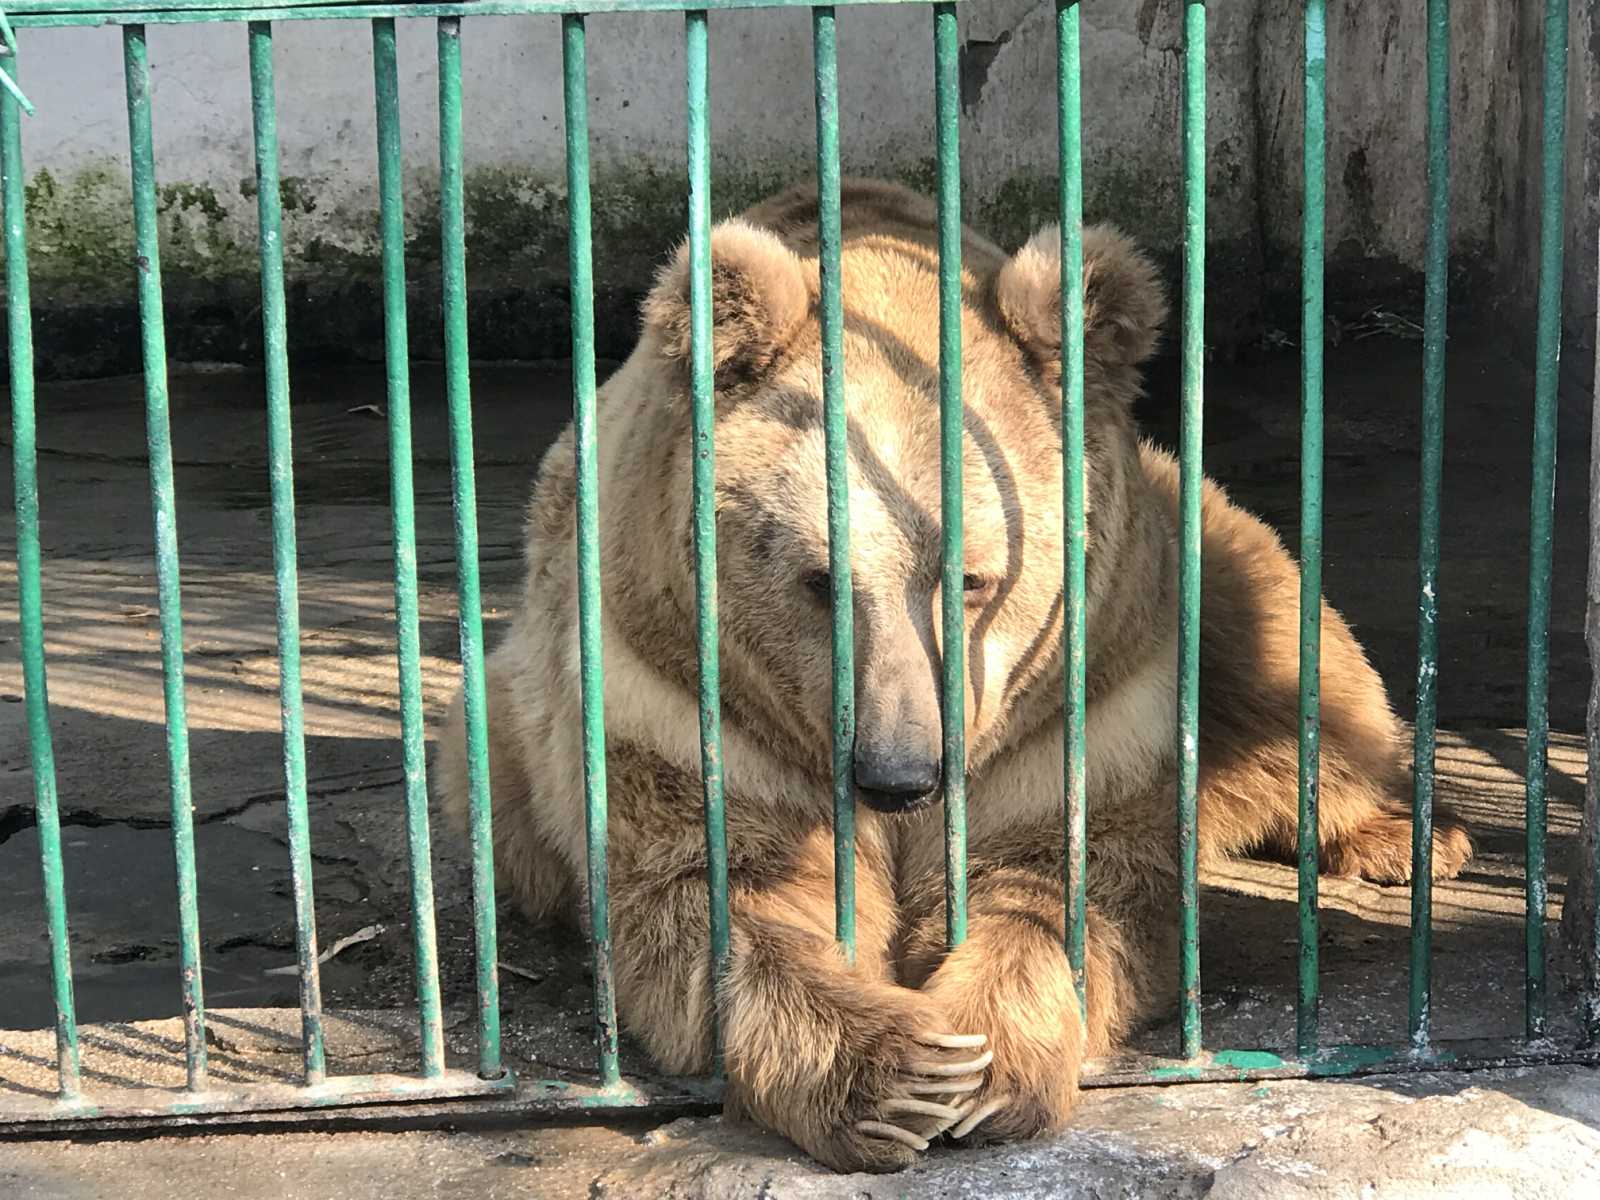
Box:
1318, 799, 1474, 886
1206, 734, 1473, 887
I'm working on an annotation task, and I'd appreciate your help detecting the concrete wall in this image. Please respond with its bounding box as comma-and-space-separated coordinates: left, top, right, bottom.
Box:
0, 0, 1594, 379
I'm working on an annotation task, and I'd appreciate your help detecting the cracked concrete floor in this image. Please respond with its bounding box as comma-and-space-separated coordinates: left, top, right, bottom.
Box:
1, 336, 1597, 1194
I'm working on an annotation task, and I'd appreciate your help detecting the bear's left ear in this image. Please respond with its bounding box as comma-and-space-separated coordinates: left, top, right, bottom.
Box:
994, 223, 1167, 381
642, 219, 811, 383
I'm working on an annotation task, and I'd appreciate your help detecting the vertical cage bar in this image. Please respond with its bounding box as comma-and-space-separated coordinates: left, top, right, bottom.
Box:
1411, 0, 1451, 1051
123, 24, 208, 1092
1055, 0, 1087, 1013
813, 6, 855, 961
1523, 0, 1568, 1043
1176, 0, 1206, 1061
1295, 0, 1326, 1060
436, 13, 503, 1082
248, 20, 325, 1086
562, 13, 620, 1090
933, 2, 966, 950
371, 17, 445, 1077
1589, 233, 1600, 1048
2, 44, 82, 1102
685, 8, 732, 1044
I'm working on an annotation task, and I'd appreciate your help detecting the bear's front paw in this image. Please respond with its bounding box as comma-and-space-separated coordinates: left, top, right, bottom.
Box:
813, 1026, 992, 1173
912, 926, 1088, 1148
940, 1075, 1068, 1152
937, 1053, 1075, 1148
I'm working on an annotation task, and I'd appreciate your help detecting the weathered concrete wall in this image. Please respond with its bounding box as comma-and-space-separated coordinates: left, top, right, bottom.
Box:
0, 1, 1594, 378
1560, 1, 1600, 393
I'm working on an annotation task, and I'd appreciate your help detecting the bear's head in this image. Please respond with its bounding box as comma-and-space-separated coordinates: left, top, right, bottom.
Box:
638, 186, 1166, 814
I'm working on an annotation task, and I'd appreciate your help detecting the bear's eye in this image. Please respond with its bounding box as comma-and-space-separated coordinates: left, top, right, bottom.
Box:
802, 569, 832, 604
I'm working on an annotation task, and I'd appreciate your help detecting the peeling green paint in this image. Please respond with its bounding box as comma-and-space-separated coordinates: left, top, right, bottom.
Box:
1211, 1049, 1286, 1071
1149, 1063, 1204, 1081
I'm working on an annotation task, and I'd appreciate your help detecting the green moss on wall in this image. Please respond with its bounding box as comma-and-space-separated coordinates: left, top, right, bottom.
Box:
16, 157, 1162, 301
0, 156, 1258, 379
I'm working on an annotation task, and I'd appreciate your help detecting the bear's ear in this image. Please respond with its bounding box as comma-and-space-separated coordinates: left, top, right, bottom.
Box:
642, 219, 811, 383
994, 223, 1167, 379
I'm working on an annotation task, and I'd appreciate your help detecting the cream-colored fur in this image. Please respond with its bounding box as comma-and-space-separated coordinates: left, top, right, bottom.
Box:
434, 179, 1471, 1172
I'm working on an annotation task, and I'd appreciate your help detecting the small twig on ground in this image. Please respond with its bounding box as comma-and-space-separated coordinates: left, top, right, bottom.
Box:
498, 961, 543, 983
264, 923, 385, 976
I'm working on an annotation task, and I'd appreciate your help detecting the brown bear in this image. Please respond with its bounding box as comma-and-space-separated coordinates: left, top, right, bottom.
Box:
434, 178, 1472, 1173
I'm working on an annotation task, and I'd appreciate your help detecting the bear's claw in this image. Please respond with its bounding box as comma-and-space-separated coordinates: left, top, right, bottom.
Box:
856, 1098, 972, 1150
902, 1076, 984, 1095
915, 1032, 988, 1050
851, 1033, 990, 1155
907, 1047, 993, 1077
854, 1120, 930, 1151
881, 1097, 966, 1123
949, 1096, 1007, 1140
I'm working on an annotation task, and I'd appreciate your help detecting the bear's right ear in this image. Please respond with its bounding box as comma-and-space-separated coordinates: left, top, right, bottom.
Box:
642, 219, 811, 384
994, 223, 1167, 385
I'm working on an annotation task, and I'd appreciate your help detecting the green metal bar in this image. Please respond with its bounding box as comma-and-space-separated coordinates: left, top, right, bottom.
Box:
1592, 269, 1600, 1047
1176, 0, 1206, 1061
562, 13, 620, 1090
247, 19, 325, 1086
2, 43, 80, 1102
933, 1, 965, 952
1524, 0, 1567, 1044
123, 23, 208, 1092
1295, 0, 1325, 1061
1055, 0, 1086, 1015
1411, 0, 1451, 1052
11, 0, 942, 17
684, 7, 731, 1050
435, 13, 503, 1082
1080, 1038, 1600, 1089
813, 6, 854, 962
371, 16, 445, 1078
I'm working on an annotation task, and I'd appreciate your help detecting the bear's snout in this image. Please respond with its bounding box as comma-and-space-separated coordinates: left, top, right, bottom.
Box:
852, 629, 943, 814
853, 744, 942, 814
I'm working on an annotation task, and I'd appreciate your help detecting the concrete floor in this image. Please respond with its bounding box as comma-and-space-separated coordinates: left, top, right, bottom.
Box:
1, 335, 1596, 1193
2, 1065, 1598, 1199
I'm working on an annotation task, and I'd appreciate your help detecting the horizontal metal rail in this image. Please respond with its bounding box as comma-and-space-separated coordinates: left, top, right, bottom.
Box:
8, 0, 948, 29
4, 1029, 1597, 1135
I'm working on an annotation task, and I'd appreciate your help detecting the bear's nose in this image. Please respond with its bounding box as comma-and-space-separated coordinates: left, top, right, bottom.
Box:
853, 749, 942, 814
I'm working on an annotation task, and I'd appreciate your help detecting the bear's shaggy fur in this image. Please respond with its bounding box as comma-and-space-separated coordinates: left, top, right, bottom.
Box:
435, 179, 1472, 1172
